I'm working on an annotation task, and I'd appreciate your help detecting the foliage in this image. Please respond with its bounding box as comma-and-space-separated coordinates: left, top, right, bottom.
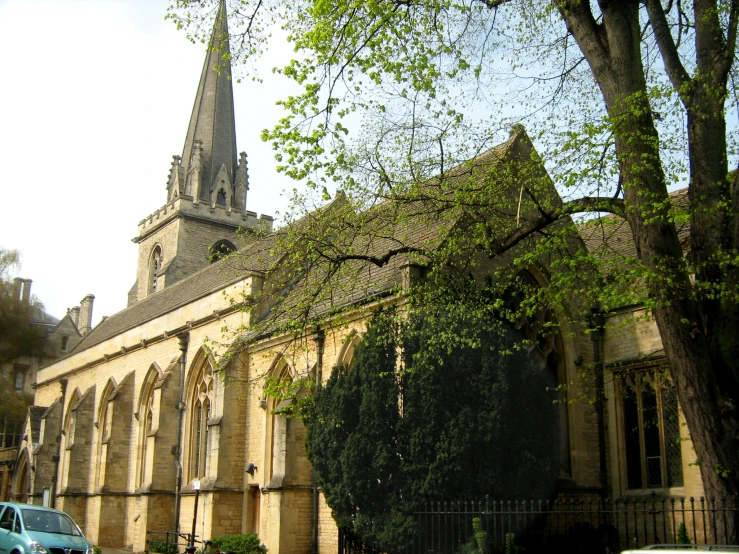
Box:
210, 533, 267, 554
171, 0, 739, 540
0, 372, 33, 429
0, 248, 47, 364
148, 540, 179, 554
458, 517, 489, 554
504, 533, 522, 554
677, 522, 691, 545
93, 546, 102, 554
0, 248, 45, 437
306, 308, 559, 551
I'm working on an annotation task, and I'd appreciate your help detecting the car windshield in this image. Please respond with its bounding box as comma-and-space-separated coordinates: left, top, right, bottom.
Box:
20, 510, 81, 536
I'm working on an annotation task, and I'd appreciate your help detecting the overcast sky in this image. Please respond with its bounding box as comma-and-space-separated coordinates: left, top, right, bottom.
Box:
0, 0, 296, 325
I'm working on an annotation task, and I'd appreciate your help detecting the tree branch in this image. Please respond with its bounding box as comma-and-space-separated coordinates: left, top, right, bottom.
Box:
315, 245, 427, 268
556, 0, 610, 70
724, 0, 739, 76
486, 196, 625, 257
645, 0, 691, 95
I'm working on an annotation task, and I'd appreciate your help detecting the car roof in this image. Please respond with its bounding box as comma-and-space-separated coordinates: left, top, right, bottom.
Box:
0, 502, 68, 515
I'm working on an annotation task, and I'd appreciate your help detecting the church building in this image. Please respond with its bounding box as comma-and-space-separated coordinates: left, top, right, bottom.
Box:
14, 2, 708, 552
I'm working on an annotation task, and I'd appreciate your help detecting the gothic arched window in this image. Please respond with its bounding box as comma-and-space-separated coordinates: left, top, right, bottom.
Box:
60, 390, 80, 491
188, 362, 214, 480
620, 371, 683, 490
503, 270, 571, 476
95, 381, 116, 489
138, 381, 155, 487
149, 246, 163, 294
338, 332, 362, 368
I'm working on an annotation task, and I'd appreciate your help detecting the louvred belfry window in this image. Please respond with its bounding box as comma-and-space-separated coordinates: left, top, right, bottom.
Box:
150, 246, 163, 293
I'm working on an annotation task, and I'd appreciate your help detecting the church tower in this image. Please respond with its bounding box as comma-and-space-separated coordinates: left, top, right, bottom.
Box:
129, 0, 273, 306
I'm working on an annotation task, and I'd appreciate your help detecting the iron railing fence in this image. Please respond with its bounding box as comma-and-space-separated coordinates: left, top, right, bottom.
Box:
145, 530, 195, 554
339, 495, 738, 554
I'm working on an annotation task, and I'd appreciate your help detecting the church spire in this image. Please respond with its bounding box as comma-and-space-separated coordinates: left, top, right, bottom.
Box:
180, 0, 237, 204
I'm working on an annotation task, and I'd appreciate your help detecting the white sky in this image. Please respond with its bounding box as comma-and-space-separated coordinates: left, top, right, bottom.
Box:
0, 0, 297, 325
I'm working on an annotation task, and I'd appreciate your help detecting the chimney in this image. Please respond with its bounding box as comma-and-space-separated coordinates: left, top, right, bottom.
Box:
13, 278, 22, 301
79, 294, 95, 336
21, 279, 32, 304
69, 306, 80, 328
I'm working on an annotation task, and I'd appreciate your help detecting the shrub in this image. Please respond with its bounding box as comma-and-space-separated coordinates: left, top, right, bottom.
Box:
148, 540, 179, 554
93, 547, 102, 554
210, 534, 267, 554
677, 522, 691, 545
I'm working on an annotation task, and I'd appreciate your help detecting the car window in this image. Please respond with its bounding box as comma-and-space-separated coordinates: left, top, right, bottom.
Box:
0, 506, 16, 532
20, 510, 81, 536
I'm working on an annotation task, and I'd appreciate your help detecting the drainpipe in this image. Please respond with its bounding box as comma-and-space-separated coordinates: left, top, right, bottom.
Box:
311, 328, 325, 554
51, 378, 68, 509
174, 332, 190, 535
591, 308, 608, 503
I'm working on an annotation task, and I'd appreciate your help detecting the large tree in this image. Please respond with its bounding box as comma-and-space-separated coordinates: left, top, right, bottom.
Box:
0, 249, 46, 365
0, 249, 43, 444
171, 0, 739, 540
307, 307, 559, 551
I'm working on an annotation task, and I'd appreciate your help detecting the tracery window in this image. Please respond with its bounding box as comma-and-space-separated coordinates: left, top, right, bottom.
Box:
216, 188, 227, 206
189, 362, 214, 479
503, 270, 571, 476
149, 246, 163, 294
619, 370, 683, 489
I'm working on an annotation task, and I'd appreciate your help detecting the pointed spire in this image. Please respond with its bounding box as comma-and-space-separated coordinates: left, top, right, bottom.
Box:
181, 0, 237, 204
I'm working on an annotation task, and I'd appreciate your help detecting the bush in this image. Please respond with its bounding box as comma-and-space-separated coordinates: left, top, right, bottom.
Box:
148, 540, 178, 554
677, 522, 691, 545
210, 534, 267, 554
93, 547, 102, 554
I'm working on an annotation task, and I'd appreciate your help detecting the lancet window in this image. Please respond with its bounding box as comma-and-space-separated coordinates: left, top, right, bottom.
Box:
95, 381, 115, 489
137, 367, 159, 488
149, 246, 163, 294
189, 362, 214, 480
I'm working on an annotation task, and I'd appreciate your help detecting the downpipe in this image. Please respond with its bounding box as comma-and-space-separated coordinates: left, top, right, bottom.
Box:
311, 328, 325, 554
174, 332, 190, 535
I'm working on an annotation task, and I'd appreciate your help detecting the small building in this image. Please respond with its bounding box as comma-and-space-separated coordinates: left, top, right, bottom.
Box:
1, 278, 93, 501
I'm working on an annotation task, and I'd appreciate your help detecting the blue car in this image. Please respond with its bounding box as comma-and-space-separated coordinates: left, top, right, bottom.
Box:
0, 503, 94, 554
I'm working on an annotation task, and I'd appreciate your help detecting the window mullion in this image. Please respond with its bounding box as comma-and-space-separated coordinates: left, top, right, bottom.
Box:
636, 387, 647, 489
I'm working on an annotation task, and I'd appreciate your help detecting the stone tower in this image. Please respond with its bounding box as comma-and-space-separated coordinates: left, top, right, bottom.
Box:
129, 0, 273, 306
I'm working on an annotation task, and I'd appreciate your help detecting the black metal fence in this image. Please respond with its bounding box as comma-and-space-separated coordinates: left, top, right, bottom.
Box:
339, 495, 738, 554
145, 530, 195, 554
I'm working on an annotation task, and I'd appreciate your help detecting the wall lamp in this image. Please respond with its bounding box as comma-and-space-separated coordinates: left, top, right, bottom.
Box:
245, 463, 258, 475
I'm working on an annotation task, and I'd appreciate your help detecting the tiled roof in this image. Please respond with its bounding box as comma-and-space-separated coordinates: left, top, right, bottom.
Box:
579, 188, 690, 259
56, 128, 539, 355
64, 232, 280, 356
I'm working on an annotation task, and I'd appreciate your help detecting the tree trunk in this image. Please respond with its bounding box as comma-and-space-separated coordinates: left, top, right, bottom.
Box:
559, 0, 739, 542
